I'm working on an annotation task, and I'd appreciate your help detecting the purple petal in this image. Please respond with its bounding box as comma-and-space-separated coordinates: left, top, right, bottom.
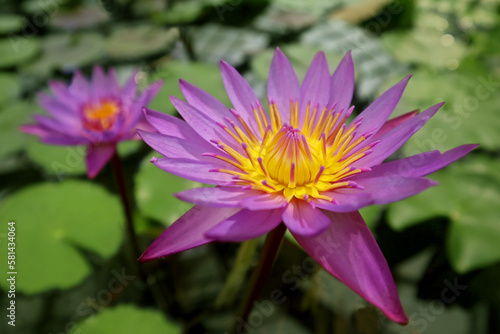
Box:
152, 157, 235, 185
32, 115, 83, 138
38, 93, 79, 127
139, 205, 241, 261
268, 47, 300, 125
91, 66, 109, 100
126, 80, 164, 128
352, 75, 411, 140
86, 143, 116, 178
370, 110, 419, 141
282, 200, 331, 237
170, 96, 244, 153
329, 51, 355, 115
315, 175, 437, 212
219, 62, 261, 136
299, 51, 331, 125
292, 211, 408, 324
122, 69, 138, 99
137, 130, 218, 161
240, 192, 287, 210
69, 71, 89, 101
205, 209, 282, 242
142, 107, 203, 140
175, 186, 262, 207
362, 144, 479, 178
356, 102, 443, 167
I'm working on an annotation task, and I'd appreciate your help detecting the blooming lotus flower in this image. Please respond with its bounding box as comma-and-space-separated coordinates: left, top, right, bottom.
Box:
138, 48, 477, 323
21, 67, 163, 178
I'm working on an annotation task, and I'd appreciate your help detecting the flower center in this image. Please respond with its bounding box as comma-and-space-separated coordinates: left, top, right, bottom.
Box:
208, 100, 376, 202
83, 99, 120, 131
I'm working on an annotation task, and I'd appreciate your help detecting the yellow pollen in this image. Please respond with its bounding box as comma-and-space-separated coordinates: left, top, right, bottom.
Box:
83, 100, 120, 131
210, 100, 369, 202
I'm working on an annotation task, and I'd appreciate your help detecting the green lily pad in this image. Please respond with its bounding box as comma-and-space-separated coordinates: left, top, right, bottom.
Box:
0, 102, 36, 158
0, 72, 21, 106
23, 33, 105, 77
384, 68, 500, 153
69, 304, 181, 334
0, 14, 25, 34
0, 37, 40, 69
26, 140, 87, 178
135, 153, 200, 226
189, 24, 269, 66
156, 0, 205, 24
388, 155, 500, 273
381, 28, 467, 70
106, 25, 178, 61
0, 181, 123, 294
145, 60, 231, 114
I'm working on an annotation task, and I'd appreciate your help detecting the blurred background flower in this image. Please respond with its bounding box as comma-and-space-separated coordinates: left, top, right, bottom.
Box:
0, 0, 499, 333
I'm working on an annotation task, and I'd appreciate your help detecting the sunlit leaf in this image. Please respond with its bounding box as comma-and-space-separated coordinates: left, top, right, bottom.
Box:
0, 181, 123, 294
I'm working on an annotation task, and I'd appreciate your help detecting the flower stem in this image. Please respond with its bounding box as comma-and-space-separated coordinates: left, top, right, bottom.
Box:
110, 151, 145, 280
238, 223, 287, 323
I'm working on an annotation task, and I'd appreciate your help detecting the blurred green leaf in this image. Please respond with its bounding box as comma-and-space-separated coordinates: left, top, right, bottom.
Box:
381, 28, 466, 70
135, 153, 199, 226
388, 155, 500, 273
106, 25, 178, 61
156, 0, 205, 24
26, 140, 87, 178
23, 33, 105, 77
381, 68, 500, 152
69, 304, 181, 334
0, 37, 40, 69
0, 72, 21, 106
0, 102, 35, 158
146, 60, 231, 114
0, 181, 123, 294
0, 14, 25, 34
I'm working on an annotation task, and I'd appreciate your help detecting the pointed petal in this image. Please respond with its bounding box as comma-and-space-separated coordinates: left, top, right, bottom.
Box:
282, 200, 331, 237
371, 110, 419, 141
122, 69, 138, 99
299, 51, 330, 124
219, 62, 261, 136
315, 175, 437, 212
32, 115, 83, 138
69, 71, 89, 101
362, 144, 479, 178
38, 92, 79, 126
91, 66, 110, 100
152, 157, 235, 185
170, 96, 243, 153
268, 47, 300, 124
175, 187, 262, 207
352, 75, 411, 140
356, 102, 443, 167
137, 129, 217, 161
293, 211, 408, 324
142, 107, 203, 140
206, 209, 282, 242
329, 50, 355, 114
139, 205, 241, 261
86, 143, 116, 178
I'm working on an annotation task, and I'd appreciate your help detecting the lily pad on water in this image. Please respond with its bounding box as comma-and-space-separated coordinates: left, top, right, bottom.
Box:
106, 25, 178, 61
388, 155, 500, 273
0, 14, 25, 34
0, 181, 123, 294
69, 305, 181, 334
0, 102, 36, 159
0, 72, 21, 106
0, 37, 40, 69
22, 33, 105, 77
135, 153, 200, 226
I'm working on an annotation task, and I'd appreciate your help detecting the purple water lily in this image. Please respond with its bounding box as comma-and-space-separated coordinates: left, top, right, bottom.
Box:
138, 48, 477, 323
21, 66, 163, 178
